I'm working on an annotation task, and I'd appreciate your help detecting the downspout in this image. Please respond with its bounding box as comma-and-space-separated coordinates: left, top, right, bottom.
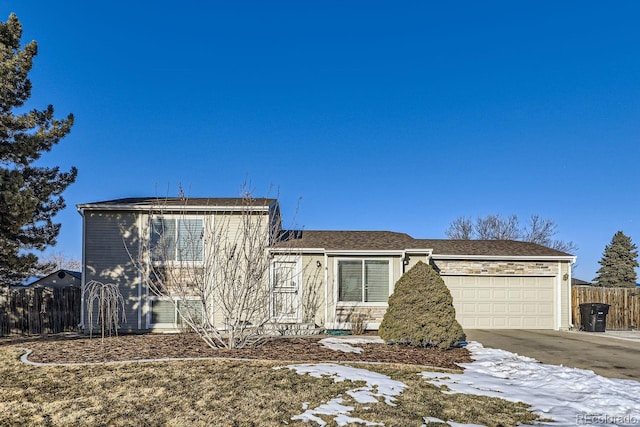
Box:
324, 252, 329, 328
137, 214, 142, 330
556, 261, 563, 330
568, 260, 574, 329
77, 206, 86, 329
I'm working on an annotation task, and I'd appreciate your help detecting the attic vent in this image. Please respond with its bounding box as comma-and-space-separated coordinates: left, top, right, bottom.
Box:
57, 271, 66, 279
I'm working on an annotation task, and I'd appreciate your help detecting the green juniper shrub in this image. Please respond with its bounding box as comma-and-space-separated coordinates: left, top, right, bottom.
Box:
379, 261, 465, 350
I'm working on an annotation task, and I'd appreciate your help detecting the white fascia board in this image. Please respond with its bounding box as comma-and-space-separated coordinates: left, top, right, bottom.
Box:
405, 249, 433, 255
431, 254, 577, 262
326, 250, 406, 256
76, 204, 271, 213
269, 248, 434, 256
268, 247, 326, 254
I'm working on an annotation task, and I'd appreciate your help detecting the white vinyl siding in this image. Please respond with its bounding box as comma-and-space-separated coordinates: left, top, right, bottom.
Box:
150, 218, 203, 262
338, 259, 389, 303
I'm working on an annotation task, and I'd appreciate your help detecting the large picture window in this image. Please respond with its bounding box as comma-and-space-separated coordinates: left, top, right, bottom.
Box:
150, 217, 204, 262
338, 259, 389, 303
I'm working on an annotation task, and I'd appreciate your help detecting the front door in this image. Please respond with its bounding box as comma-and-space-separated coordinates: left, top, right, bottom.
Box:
271, 260, 301, 322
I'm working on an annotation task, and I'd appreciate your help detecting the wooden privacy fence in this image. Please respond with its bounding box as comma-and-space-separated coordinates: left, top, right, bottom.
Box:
0, 287, 82, 336
572, 286, 640, 330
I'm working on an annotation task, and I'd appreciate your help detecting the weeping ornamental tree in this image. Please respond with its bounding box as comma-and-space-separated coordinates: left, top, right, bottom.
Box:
594, 231, 639, 288
0, 13, 77, 287
379, 261, 465, 350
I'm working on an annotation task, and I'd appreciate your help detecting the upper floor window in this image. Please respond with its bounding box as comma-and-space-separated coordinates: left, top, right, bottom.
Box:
338, 259, 389, 303
150, 217, 204, 262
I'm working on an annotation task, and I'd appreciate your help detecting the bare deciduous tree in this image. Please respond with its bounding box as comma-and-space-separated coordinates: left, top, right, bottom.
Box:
32, 252, 82, 276
445, 216, 474, 240
475, 214, 520, 240
131, 186, 301, 349
523, 215, 577, 253
445, 214, 577, 253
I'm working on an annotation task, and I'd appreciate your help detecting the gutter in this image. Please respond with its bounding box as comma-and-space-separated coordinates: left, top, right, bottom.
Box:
76, 203, 272, 213
431, 254, 577, 262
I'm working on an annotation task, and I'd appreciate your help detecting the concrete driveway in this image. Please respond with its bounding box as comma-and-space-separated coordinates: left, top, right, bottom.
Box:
465, 329, 640, 381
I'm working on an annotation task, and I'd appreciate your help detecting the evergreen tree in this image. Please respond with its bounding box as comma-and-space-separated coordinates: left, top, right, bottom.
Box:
0, 13, 77, 286
379, 261, 465, 350
594, 231, 638, 288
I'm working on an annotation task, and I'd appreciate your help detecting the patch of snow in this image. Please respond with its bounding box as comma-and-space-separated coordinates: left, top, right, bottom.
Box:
284, 362, 405, 425
446, 423, 486, 427
291, 397, 382, 426
422, 416, 446, 424
421, 416, 486, 426
422, 341, 640, 426
319, 336, 385, 353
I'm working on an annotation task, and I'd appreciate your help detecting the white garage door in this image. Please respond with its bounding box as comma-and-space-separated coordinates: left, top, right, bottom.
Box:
444, 276, 556, 329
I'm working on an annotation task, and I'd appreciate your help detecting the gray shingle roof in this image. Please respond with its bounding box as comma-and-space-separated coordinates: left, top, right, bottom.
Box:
275, 230, 573, 257
415, 239, 572, 257
275, 230, 416, 250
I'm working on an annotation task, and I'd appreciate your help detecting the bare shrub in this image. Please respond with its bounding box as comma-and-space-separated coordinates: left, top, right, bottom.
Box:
349, 311, 367, 335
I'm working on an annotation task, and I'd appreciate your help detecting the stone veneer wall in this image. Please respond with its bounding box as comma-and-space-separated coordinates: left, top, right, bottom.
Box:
335, 306, 387, 325
432, 259, 559, 276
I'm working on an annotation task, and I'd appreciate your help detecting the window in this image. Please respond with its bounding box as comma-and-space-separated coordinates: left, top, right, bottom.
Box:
150, 217, 203, 262
150, 298, 203, 326
338, 259, 389, 303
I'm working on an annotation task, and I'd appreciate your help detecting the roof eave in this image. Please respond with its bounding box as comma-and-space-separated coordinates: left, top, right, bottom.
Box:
76, 203, 273, 213
431, 254, 576, 262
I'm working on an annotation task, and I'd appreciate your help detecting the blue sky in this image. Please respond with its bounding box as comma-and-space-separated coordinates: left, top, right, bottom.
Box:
4, 1, 640, 281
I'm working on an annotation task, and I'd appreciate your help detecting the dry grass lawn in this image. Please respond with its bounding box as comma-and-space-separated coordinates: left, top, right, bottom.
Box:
0, 335, 542, 426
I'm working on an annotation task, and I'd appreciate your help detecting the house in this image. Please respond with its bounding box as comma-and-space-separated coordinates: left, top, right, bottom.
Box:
15, 269, 82, 289
77, 197, 576, 332
571, 278, 592, 286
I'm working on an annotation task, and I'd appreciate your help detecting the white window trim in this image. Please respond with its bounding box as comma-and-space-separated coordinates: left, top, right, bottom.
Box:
148, 214, 207, 266
334, 257, 393, 306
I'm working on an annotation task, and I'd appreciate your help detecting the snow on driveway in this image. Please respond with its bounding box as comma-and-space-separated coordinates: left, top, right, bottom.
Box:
423, 342, 640, 426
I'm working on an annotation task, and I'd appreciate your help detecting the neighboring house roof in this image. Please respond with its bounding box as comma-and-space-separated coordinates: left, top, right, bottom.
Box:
274, 230, 574, 258
14, 270, 82, 289
572, 278, 592, 286
77, 197, 278, 211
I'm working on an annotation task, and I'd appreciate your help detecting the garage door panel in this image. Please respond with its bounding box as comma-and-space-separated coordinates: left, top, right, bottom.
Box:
462, 289, 476, 299
493, 289, 507, 299
444, 276, 556, 330
493, 303, 507, 314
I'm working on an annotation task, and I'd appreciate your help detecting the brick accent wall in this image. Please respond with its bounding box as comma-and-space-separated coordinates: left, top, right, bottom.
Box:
432, 259, 559, 276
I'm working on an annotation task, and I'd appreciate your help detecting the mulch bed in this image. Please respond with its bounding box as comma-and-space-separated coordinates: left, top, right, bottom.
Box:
1, 333, 472, 370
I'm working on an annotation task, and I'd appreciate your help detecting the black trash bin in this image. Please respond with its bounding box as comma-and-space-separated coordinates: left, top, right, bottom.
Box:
579, 303, 610, 332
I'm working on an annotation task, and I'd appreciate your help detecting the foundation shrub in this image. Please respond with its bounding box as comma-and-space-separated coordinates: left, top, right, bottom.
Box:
379, 261, 465, 350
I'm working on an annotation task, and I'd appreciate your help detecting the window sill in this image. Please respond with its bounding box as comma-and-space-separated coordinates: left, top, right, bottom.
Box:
337, 302, 388, 307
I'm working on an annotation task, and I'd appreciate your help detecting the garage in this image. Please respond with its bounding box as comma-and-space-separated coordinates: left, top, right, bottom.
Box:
444, 275, 557, 329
